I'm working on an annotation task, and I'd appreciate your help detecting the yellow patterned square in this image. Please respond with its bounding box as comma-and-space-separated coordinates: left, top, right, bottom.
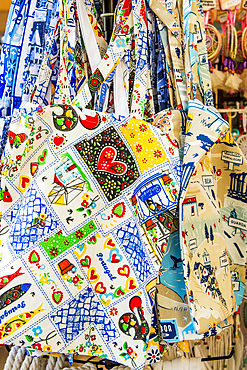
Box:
120, 119, 169, 173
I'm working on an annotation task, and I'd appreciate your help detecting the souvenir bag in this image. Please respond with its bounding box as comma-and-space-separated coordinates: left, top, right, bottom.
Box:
148, 0, 237, 345
0, 0, 181, 368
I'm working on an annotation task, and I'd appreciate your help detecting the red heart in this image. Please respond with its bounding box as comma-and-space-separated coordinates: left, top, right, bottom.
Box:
111, 253, 120, 263
95, 282, 107, 294
19, 176, 31, 192
79, 114, 100, 130
98, 147, 127, 175
89, 268, 99, 282
107, 239, 116, 248
25, 313, 31, 319
127, 278, 137, 290
80, 255, 91, 268
53, 136, 64, 147
114, 287, 125, 298
5, 299, 11, 304
117, 265, 130, 278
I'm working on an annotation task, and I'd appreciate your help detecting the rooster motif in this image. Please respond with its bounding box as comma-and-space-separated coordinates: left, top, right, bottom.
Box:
118, 296, 149, 344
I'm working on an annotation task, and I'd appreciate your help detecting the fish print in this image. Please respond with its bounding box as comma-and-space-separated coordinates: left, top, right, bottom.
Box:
0, 304, 45, 339
0, 283, 31, 310
0, 268, 24, 291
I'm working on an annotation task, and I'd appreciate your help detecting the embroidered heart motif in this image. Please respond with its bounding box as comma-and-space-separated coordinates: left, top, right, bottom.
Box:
104, 238, 116, 249
95, 282, 107, 294
53, 136, 64, 147
112, 202, 126, 218
52, 291, 63, 305
30, 162, 39, 177
100, 292, 114, 307
117, 265, 130, 278
80, 255, 91, 268
79, 114, 100, 130
125, 277, 137, 292
87, 267, 99, 283
98, 147, 127, 175
107, 248, 123, 264
19, 176, 31, 193
28, 250, 40, 264
114, 286, 125, 298
38, 149, 48, 165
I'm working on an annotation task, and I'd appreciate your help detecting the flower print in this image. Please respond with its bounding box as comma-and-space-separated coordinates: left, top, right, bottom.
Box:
116, 138, 123, 146
68, 349, 76, 354
148, 138, 153, 144
32, 343, 42, 351
12, 166, 18, 172
104, 54, 109, 60
86, 341, 91, 347
121, 25, 129, 35
152, 237, 158, 243
102, 135, 110, 141
91, 335, 96, 341
81, 200, 89, 208
88, 222, 95, 229
168, 147, 174, 155
49, 247, 58, 257
75, 230, 84, 239
5, 326, 11, 333
127, 170, 134, 177
36, 133, 42, 140
142, 158, 147, 164
216, 169, 221, 176
16, 155, 22, 161
121, 181, 129, 189
88, 154, 94, 162
109, 307, 118, 316
120, 152, 127, 159
79, 345, 85, 353
32, 326, 43, 337
132, 351, 138, 360
64, 240, 69, 246
146, 348, 160, 363
116, 38, 126, 48
73, 276, 79, 284
136, 144, 142, 153
98, 177, 105, 185
90, 78, 100, 88
127, 347, 133, 355
43, 345, 52, 352
130, 132, 135, 138
40, 276, 48, 285
153, 150, 162, 158
139, 124, 147, 132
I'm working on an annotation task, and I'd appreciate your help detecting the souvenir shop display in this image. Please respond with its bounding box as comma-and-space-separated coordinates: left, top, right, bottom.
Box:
0, 0, 246, 369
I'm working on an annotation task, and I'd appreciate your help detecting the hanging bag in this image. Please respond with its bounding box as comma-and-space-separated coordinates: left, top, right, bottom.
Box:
0, 1, 181, 368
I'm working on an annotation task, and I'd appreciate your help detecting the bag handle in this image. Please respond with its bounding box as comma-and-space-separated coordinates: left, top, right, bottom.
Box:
73, 0, 150, 119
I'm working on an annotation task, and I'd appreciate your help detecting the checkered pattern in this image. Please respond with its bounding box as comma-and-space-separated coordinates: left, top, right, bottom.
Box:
6, 185, 58, 253
51, 287, 118, 343
117, 221, 150, 282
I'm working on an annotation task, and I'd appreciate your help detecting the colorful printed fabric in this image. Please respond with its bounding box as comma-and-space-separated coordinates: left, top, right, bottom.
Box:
0, 0, 59, 116
0, 99, 180, 368
179, 100, 247, 334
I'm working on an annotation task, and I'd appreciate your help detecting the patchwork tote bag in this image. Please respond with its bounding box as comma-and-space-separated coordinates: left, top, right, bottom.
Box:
0, 0, 181, 368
